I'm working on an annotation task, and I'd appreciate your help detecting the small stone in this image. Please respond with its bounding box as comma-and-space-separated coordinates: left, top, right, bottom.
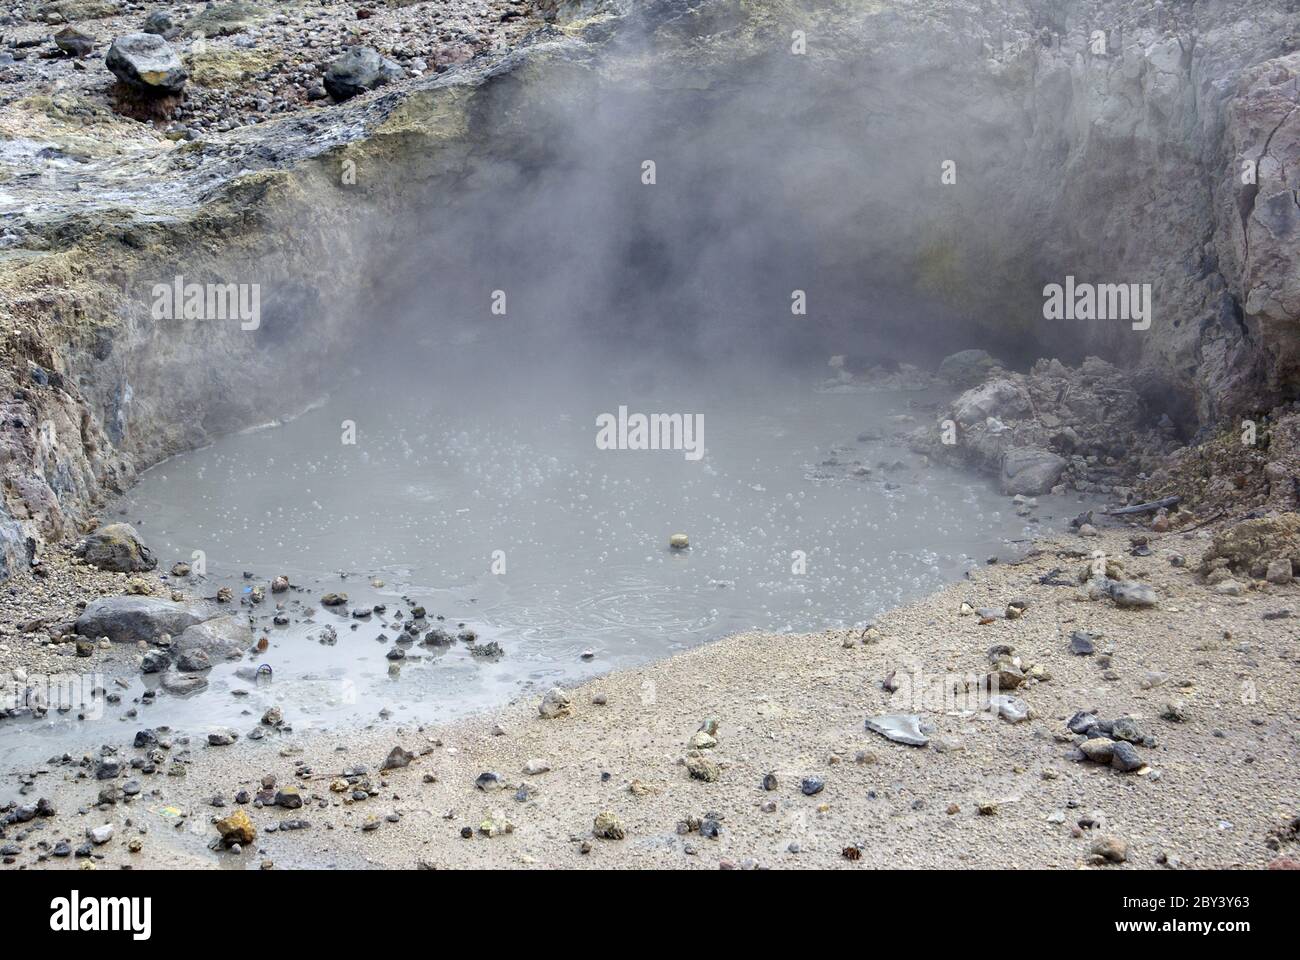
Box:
593, 810, 625, 840
1068, 630, 1096, 656
1110, 741, 1144, 772
475, 772, 503, 791
88, 825, 114, 845
538, 687, 572, 719
686, 756, 720, 783
381, 746, 414, 771
1090, 836, 1129, 863
522, 758, 551, 776
688, 731, 717, 750
1079, 737, 1116, 764
864, 713, 929, 746
1160, 701, 1188, 723
800, 777, 824, 796
669, 533, 689, 549
215, 809, 255, 846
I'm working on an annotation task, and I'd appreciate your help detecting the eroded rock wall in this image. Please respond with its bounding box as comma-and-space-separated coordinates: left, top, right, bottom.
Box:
0, 0, 1296, 577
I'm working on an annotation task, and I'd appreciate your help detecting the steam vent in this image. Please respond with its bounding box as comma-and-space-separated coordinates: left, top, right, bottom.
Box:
0, 0, 1296, 912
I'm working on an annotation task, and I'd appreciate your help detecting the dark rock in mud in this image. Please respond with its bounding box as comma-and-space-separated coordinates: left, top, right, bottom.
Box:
142, 10, 180, 39
172, 615, 253, 661
76, 596, 208, 643
140, 650, 170, 673
105, 33, 187, 96
54, 27, 96, 58
74, 523, 156, 572
381, 746, 414, 771
1068, 631, 1096, 656
323, 46, 403, 101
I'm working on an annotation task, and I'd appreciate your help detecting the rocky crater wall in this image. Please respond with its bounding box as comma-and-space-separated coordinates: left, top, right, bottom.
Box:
0, 0, 1296, 577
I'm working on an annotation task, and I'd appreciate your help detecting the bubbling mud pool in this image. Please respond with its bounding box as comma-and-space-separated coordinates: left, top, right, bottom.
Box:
1, 362, 1092, 788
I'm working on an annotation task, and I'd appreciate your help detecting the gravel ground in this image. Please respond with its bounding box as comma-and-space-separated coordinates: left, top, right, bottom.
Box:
4, 525, 1297, 870
2, 1, 548, 134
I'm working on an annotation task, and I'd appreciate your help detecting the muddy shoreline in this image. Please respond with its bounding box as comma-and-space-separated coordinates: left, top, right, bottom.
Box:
3, 523, 1297, 870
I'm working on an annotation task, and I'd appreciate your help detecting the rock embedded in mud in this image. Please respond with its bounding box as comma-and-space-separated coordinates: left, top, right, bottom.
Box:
160, 670, 207, 695
76, 595, 206, 643
105, 33, 187, 96
172, 615, 254, 661
74, 523, 157, 573
323, 46, 403, 101
54, 26, 95, 58
538, 687, 572, 719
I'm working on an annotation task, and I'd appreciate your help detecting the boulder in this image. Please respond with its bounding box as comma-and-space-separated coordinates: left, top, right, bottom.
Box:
54, 27, 96, 57
952, 378, 1031, 426
76, 596, 208, 643
171, 615, 253, 661
323, 46, 403, 101
938, 349, 1000, 387
74, 522, 156, 572
105, 33, 187, 95
1001, 447, 1067, 496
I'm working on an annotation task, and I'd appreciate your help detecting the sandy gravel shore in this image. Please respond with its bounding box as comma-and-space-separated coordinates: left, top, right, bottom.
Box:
4, 526, 1296, 871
